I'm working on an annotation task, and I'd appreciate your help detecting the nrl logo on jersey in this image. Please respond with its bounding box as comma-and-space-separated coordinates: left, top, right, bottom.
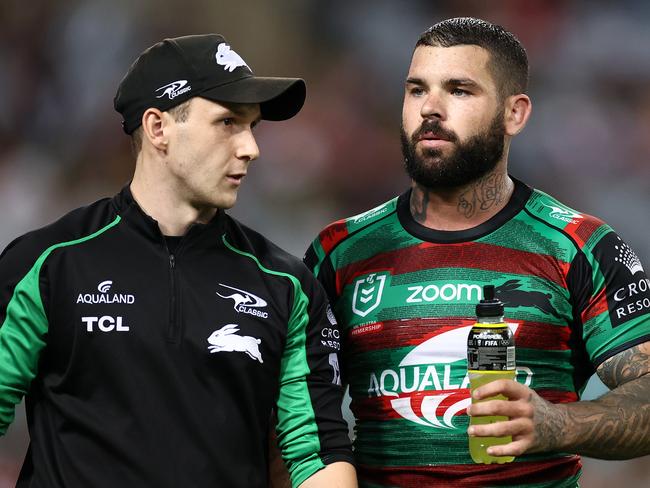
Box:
368, 324, 531, 430
542, 201, 583, 224
351, 272, 389, 317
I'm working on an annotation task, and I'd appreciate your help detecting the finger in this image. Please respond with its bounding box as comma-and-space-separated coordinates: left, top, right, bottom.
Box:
486, 438, 531, 458
468, 399, 534, 419
467, 418, 531, 438
473, 379, 529, 401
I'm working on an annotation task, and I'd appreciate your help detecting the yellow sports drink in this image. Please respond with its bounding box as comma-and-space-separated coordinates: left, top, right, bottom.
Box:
467, 284, 515, 464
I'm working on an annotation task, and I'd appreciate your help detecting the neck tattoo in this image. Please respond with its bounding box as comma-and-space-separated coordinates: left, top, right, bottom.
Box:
457, 173, 507, 219
410, 186, 430, 223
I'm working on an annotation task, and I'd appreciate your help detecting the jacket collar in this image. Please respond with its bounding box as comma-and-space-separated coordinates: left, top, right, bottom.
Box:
111, 184, 227, 248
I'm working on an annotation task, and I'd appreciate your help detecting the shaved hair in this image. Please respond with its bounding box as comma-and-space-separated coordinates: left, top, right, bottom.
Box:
417, 17, 529, 100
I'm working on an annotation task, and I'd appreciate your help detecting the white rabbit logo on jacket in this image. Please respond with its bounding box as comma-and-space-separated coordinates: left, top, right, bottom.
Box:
207, 324, 263, 363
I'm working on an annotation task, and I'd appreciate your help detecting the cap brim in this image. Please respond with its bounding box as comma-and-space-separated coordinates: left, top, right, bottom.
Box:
201, 77, 306, 121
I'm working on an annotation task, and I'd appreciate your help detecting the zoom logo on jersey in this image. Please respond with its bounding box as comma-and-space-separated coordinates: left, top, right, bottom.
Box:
76, 280, 135, 304
368, 324, 531, 430
594, 232, 650, 327
406, 283, 481, 304
217, 283, 269, 318
155, 80, 191, 99
352, 272, 389, 317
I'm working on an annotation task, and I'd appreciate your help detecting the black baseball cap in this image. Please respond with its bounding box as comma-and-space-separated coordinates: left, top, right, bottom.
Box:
114, 34, 306, 134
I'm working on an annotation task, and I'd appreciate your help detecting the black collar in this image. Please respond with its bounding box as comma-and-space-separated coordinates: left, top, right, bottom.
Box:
111, 184, 227, 249
397, 176, 532, 243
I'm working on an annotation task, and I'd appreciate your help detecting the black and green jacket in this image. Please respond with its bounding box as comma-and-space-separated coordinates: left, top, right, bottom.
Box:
0, 186, 352, 488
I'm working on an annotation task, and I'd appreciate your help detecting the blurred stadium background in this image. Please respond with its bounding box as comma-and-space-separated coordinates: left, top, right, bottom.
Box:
1, 0, 649, 485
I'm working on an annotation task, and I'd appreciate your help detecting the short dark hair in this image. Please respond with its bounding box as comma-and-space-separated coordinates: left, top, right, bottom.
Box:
417, 17, 528, 99
130, 99, 192, 156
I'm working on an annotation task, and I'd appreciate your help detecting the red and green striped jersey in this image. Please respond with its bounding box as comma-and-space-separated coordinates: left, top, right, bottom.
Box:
304, 178, 650, 488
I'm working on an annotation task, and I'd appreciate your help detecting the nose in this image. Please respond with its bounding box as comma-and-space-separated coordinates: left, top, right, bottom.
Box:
420, 90, 445, 120
235, 129, 260, 162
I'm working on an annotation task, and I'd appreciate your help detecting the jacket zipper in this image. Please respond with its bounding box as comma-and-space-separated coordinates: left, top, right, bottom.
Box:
167, 253, 180, 343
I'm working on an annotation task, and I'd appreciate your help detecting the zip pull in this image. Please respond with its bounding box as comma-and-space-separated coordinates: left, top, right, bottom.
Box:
169, 254, 176, 269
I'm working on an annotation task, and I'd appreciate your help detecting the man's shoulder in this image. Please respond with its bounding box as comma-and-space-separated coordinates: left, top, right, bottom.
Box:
312, 195, 401, 256
222, 214, 309, 280
522, 186, 610, 251
0, 196, 117, 283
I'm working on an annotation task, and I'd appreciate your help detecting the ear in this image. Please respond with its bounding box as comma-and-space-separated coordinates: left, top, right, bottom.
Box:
141, 108, 169, 152
503, 94, 532, 137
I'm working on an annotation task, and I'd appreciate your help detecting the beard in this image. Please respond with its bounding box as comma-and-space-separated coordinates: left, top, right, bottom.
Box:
401, 112, 506, 190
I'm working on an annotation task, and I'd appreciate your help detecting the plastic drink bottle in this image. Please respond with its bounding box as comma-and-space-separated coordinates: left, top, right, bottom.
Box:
467, 284, 515, 464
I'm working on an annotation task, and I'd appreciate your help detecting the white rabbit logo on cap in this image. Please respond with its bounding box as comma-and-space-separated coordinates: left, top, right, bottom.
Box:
207, 324, 263, 363
215, 43, 250, 72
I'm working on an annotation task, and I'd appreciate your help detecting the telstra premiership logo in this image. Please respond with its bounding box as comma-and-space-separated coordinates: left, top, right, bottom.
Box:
352, 272, 388, 317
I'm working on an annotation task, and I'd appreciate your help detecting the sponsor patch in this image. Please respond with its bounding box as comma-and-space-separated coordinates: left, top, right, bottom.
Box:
593, 232, 650, 327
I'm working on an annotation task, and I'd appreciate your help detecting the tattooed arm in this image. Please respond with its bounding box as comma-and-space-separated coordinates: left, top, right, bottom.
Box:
467, 341, 650, 459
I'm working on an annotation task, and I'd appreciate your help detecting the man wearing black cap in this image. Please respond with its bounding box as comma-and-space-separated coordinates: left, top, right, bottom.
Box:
0, 34, 356, 488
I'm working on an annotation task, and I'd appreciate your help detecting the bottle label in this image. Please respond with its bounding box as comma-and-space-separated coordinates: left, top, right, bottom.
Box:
467, 325, 515, 371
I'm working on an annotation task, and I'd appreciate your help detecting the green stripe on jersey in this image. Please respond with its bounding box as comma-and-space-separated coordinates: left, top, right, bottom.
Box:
0, 216, 121, 434
354, 417, 572, 467
344, 198, 398, 235
332, 214, 417, 270
222, 236, 324, 487
481, 213, 577, 262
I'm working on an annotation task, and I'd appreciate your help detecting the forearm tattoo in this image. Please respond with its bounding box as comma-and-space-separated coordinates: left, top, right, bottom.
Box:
597, 343, 650, 389
536, 344, 650, 459
457, 173, 507, 218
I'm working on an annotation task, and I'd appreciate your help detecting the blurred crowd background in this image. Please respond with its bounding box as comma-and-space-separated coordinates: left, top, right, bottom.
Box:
1, 0, 649, 485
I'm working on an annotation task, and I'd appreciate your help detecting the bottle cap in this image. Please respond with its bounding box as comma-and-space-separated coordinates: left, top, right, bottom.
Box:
476, 285, 504, 317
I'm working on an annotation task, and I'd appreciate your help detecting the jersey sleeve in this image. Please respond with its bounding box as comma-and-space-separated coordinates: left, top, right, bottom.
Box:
569, 226, 650, 367
274, 267, 353, 487
0, 236, 51, 435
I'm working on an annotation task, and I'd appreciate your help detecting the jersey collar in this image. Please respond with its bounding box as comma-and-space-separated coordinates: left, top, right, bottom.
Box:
397, 176, 533, 244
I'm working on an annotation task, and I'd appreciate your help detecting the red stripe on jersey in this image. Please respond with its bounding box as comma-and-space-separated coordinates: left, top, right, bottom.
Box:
318, 219, 348, 255
346, 318, 474, 355
358, 455, 581, 487
346, 319, 572, 355
564, 216, 605, 248
536, 389, 579, 403
352, 389, 576, 421
352, 391, 470, 421
581, 286, 608, 323
513, 320, 572, 350
338, 241, 570, 289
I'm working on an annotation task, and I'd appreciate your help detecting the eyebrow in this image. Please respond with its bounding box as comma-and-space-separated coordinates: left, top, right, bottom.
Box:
405, 77, 426, 86
443, 78, 481, 89
405, 77, 482, 90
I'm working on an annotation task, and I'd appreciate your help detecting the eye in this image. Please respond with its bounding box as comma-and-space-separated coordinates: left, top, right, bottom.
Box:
222, 118, 234, 126
409, 86, 425, 97
451, 88, 469, 97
